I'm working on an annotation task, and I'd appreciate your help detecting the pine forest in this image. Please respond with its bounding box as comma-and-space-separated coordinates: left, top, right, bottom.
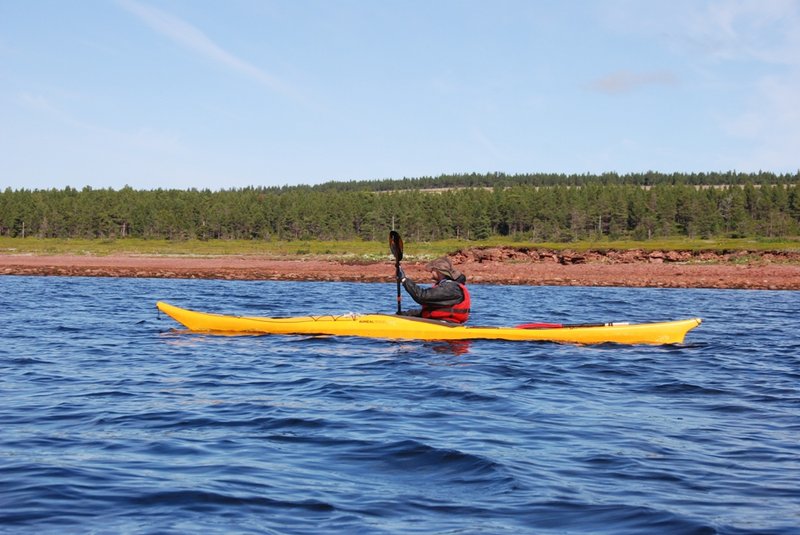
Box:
2, 172, 799, 242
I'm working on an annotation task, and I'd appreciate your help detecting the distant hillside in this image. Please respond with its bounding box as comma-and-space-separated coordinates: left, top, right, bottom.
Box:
309, 171, 800, 192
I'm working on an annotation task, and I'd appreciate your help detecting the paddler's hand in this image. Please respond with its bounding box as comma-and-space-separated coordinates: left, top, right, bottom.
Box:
397, 267, 406, 283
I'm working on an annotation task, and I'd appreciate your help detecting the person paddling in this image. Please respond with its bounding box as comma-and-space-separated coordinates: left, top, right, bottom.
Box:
398, 256, 471, 324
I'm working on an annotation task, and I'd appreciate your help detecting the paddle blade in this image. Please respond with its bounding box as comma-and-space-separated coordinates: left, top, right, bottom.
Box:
389, 231, 403, 262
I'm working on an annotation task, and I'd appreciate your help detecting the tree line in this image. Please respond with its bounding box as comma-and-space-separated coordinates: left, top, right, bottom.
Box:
1, 179, 799, 242
311, 170, 800, 192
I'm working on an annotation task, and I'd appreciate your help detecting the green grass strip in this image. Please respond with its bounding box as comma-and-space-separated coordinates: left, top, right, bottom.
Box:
1, 236, 798, 261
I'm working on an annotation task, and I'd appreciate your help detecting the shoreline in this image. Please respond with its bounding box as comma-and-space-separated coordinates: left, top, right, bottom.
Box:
2, 253, 799, 290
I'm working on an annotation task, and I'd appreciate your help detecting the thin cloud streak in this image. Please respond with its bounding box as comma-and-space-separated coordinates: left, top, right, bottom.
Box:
588, 70, 679, 94
116, 0, 294, 98
19, 91, 184, 153
695, 0, 800, 65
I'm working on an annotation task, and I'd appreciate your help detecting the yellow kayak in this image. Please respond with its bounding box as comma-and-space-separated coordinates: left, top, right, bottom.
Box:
156, 301, 702, 345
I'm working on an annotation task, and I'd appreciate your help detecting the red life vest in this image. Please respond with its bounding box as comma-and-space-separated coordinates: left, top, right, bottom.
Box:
421, 281, 471, 324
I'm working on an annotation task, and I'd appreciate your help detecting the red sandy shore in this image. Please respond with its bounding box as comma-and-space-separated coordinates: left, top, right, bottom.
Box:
2, 253, 800, 290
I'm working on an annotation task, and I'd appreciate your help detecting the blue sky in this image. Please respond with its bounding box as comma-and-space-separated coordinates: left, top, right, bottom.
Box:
1, 0, 798, 190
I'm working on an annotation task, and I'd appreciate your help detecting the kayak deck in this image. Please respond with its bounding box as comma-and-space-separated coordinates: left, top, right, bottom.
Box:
156, 301, 702, 345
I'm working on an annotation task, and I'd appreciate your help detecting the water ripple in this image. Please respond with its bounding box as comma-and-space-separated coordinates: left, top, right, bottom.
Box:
1, 277, 798, 534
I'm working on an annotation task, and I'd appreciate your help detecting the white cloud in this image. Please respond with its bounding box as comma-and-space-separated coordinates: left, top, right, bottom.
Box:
19, 92, 54, 113
18, 90, 184, 154
695, 0, 800, 64
698, 1, 800, 170
600, 1, 800, 170
588, 70, 679, 94
116, 0, 295, 98
723, 73, 800, 170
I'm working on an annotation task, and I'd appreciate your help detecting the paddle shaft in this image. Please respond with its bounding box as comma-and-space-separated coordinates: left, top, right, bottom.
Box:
395, 259, 402, 314
389, 231, 404, 315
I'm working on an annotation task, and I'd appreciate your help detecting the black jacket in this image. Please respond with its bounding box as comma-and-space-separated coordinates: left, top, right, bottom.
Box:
402, 274, 467, 307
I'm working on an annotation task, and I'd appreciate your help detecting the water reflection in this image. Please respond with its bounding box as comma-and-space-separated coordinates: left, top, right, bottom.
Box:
426, 340, 472, 356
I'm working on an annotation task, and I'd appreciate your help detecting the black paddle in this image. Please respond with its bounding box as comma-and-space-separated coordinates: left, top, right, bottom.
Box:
389, 230, 403, 314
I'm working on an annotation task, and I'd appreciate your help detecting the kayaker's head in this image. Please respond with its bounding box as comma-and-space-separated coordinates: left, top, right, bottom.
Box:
426, 256, 461, 282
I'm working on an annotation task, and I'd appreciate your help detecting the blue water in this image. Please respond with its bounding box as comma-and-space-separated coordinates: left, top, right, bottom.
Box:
1, 276, 798, 534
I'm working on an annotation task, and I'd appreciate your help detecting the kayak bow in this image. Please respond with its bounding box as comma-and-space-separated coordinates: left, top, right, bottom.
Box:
156, 301, 701, 345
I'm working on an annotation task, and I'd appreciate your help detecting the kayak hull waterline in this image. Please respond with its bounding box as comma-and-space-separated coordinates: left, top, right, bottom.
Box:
156, 301, 702, 345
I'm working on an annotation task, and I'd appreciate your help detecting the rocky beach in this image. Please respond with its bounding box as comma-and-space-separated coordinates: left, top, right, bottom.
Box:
2, 247, 799, 290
